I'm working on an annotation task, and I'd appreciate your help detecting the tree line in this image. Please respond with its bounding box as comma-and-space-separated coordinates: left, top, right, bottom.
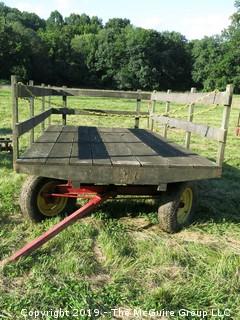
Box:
0, 1, 240, 92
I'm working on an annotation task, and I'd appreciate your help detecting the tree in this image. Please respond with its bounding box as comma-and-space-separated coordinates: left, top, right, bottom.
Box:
47, 11, 64, 28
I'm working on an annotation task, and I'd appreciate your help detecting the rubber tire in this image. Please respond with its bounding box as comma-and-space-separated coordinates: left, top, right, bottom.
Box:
158, 182, 198, 233
19, 176, 77, 223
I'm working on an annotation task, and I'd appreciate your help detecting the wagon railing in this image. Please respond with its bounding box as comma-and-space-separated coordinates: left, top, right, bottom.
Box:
11, 75, 151, 165
149, 85, 234, 167
11, 75, 234, 170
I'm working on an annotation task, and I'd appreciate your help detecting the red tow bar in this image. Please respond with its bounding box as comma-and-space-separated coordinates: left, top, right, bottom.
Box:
1, 192, 112, 267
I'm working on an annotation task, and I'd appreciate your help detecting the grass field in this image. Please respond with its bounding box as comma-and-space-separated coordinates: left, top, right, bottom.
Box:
0, 88, 240, 320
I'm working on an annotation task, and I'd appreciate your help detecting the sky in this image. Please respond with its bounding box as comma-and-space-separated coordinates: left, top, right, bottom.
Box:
3, 0, 236, 39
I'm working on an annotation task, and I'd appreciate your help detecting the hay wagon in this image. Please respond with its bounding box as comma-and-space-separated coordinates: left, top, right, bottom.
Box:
3, 76, 233, 264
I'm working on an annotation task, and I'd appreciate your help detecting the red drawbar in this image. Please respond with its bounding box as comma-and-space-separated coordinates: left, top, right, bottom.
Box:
1, 192, 113, 266
0, 182, 160, 266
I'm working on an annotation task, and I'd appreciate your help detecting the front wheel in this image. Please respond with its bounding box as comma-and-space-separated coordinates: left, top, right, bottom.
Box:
19, 176, 77, 223
158, 182, 198, 233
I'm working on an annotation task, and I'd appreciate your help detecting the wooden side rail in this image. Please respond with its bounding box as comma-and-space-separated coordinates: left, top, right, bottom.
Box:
150, 85, 234, 167
151, 115, 227, 142
16, 109, 53, 137
17, 83, 151, 100
151, 90, 231, 106
52, 108, 149, 117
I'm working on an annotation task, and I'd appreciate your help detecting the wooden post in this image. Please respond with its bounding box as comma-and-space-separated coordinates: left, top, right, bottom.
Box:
163, 89, 171, 138
11, 75, 19, 166
29, 80, 34, 145
135, 90, 141, 129
185, 87, 196, 149
41, 83, 45, 131
48, 84, 52, 126
150, 91, 156, 131
217, 84, 234, 167
62, 86, 67, 126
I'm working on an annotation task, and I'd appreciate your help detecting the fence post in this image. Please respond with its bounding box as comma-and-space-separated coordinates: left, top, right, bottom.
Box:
11, 75, 19, 166
41, 83, 45, 131
29, 80, 35, 145
150, 91, 156, 131
135, 90, 141, 129
217, 84, 234, 166
48, 84, 51, 126
163, 89, 171, 138
62, 86, 67, 126
185, 87, 196, 149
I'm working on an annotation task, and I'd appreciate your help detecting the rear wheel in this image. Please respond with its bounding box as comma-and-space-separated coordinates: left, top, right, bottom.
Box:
20, 176, 77, 223
158, 182, 198, 233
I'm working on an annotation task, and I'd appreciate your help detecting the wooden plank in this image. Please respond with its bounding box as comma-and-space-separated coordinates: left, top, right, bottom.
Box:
146, 130, 216, 167
89, 127, 112, 166
46, 130, 75, 165
11, 75, 19, 164
17, 84, 151, 100
151, 90, 231, 106
29, 80, 34, 145
19, 130, 61, 164
16, 109, 53, 137
17, 85, 63, 98
52, 108, 149, 117
70, 127, 92, 165
41, 83, 46, 131
97, 128, 140, 166
217, 84, 234, 166
151, 115, 226, 142
119, 129, 169, 167
185, 87, 196, 149
46, 125, 63, 132
15, 162, 221, 185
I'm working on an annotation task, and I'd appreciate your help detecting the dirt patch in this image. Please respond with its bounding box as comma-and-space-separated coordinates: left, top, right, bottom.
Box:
88, 240, 111, 288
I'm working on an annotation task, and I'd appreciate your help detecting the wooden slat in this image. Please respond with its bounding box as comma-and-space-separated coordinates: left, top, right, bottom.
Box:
89, 127, 111, 166
97, 128, 140, 166
151, 115, 226, 142
121, 129, 169, 167
151, 91, 231, 106
19, 130, 61, 164
16, 109, 53, 137
17, 84, 151, 100
17, 85, 63, 98
46, 130, 75, 165
46, 125, 63, 132
144, 130, 216, 167
70, 127, 92, 165
52, 108, 149, 117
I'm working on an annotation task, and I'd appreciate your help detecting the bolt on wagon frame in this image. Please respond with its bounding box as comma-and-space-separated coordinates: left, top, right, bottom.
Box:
0, 76, 234, 266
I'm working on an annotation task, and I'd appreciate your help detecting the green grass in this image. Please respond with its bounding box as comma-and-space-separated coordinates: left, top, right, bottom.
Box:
0, 89, 240, 319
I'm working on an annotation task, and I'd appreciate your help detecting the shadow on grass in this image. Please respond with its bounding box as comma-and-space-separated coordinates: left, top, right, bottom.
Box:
0, 152, 13, 169
99, 199, 157, 219
97, 163, 240, 228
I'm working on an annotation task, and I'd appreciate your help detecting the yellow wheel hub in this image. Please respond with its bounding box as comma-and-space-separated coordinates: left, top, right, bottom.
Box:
37, 181, 68, 217
177, 187, 193, 224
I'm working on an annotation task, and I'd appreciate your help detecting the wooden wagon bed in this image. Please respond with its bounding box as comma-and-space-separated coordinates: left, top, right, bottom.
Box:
15, 125, 220, 185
